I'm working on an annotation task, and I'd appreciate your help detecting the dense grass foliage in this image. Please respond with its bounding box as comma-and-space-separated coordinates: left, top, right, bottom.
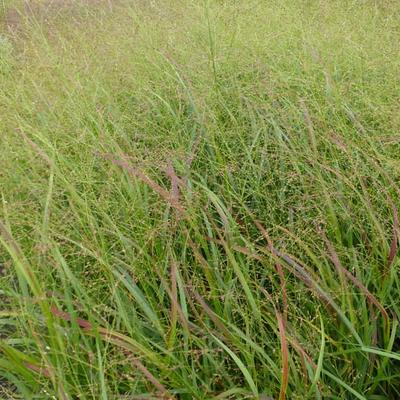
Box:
1, 1, 400, 398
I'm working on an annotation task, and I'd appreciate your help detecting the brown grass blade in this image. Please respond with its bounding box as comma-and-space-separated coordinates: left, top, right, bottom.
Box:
186, 132, 203, 169
17, 129, 53, 167
300, 99, 317, 153
254, 220, 322, 309
345, 107, 367, 134
232, 245, 263, 261
157, 264, 191, 334
50, 305, 92, 330
169, 262, 178, 330
275, 261, 288, 325
50, 304, 174, 398
129, 357, 172, 399
276, 311, 289, 400
24, 362, 51, 378
101, 154, 185, 215
387, 200, 399, 272
0, 220, 24, 259
254, 222, 288, 324
288, 335, 316, 371
184, 229, 214, 278
164, 162, 185, 203
205, 236, 263, 261
190, 289, 232, 340
254, 221, 337, 309
320, 231, 389, 328
0, 220, 41, 296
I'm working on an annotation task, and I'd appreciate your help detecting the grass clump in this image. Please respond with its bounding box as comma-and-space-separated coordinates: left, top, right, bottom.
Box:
0, 0, 400, 398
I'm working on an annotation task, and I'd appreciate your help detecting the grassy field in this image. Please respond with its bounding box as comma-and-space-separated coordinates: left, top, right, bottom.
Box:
0, 0, 400, 398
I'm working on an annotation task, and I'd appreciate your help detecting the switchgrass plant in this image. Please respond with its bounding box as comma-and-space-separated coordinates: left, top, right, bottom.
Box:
0, 0, 399, 398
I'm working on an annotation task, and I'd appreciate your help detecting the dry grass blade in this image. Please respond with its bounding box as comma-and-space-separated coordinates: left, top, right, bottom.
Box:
0, 220, 24, 259
50, 305, 174, 398
24, 362, 51, 378
17, 130, 53, 167
190, 289, 232, 340
320, 231, 389, 327
275, 249, 330, 304
345, 107, 367, 134
300, 99, 317, 153
50, 305, 92, 330
163, 162, 185, 204
249, 222, 287, 320
276, 312, 289, 400
101, 154, 185, 215
254, 221, 326, 303
276, 262, 288, 324
288, 335, 316, 373
0, 220, 41, 296
232, 245, 263, 261
387, 199, 399, 272
51, 305, 137, 350
260, 286, 290, 398
169, 262, 178, 331
129, 357, 172, 399
157, 264, 191, 334
205, 236, 263, 261
186, 132, 203, 169
184, 230, 214, 278
254, 221, 364, 345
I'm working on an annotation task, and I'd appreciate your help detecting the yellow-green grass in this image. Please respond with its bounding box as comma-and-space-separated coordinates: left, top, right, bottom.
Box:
0, 1, 399, 398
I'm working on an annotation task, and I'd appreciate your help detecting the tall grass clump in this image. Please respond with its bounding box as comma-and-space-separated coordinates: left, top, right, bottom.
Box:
0, 0, 399, 398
